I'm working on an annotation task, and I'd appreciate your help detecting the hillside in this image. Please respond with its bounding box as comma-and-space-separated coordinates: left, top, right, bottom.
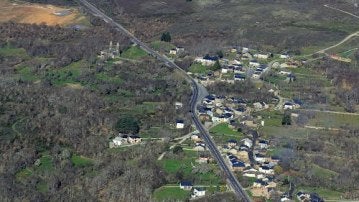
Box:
84, 0, 359, 55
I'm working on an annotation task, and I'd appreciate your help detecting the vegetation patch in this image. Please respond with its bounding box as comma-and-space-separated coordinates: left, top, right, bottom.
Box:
121, 46, 148, 59
36, 155, 54, 172
308, 112, 359, 129
15, 168, 32, 181
95, 72, 123, 84
18, 67, 39, 82
150, 40, 176, 52
153, 186, 190, 202
297, 186, 343, 200
0, 46, 29, 59
189, 63, 209, 74
36, 180, 48, 193
71, 155, 94, 167
210, 123, 242, 136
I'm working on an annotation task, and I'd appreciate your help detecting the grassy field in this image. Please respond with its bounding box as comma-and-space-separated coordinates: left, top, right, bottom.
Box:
18, 67, 39, 82
150, 40, 176, 52
189, 63, 209, 74
210, 123, 242, 136
161, 157, 194, 176
121, 46, 148, 59
296, 186, 343, 200
153, 186, 190, 202
0, 46, 29, 59
311, 164, 338, 180
253, 110, 283, 127
71, 155, 94, 167
308, 111, 359, 129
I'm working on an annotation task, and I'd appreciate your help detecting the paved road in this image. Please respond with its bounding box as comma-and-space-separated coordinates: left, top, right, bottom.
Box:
76, 0, 250, 201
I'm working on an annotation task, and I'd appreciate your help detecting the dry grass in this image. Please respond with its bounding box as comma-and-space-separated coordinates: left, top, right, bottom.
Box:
0, 0, 86, 26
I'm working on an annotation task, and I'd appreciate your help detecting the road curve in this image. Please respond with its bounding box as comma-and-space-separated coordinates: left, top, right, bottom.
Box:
76, 0, 251, 201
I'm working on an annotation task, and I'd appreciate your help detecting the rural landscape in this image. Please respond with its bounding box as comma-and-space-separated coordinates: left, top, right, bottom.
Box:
0, 0, 358, 201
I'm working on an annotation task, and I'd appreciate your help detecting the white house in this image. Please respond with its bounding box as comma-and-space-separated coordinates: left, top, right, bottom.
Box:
243, 172, 256, 178
283, 102, 294, 110
259, 166, 274, 174
254, 53, 269, 59
242, 138, 253, 148
127, 135, 141, 144
194, 57, 216, 66
280, 54, 290, 59
242, 47, 249, 53
175, 102, 183, 109
279, 70, 291, 75
254, 154, 267, 163
249, 60, 261, 67
112, 136, 126, 147
221, 67, 229, 74
179, 181, 193, 190
251, 72, 261, 79
176, 120, 185, 129
253, 102, 268, 110
169, 49, 177, 55
176, 47, 185, 53
258, 140, 269, 149
192, 187, 206, 198
191, 134, 201, 141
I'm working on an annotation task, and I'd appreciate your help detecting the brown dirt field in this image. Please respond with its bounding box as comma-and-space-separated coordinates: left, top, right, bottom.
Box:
0, 1, 87, 26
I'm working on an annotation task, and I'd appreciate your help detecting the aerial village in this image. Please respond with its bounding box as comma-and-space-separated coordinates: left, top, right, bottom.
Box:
101, 42, 323, 201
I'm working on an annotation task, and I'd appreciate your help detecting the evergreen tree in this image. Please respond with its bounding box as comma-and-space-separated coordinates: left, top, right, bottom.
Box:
160, 32, 171, 42
211, 60, 221, 71
115, 115, 140, 134
282, 113, 292, 125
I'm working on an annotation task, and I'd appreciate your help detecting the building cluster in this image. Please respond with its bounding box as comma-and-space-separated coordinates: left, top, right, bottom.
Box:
179, 181, 206, 199
109, 133, 142, 148
197, 94, 249, 128
99, 41, 120, 60
220, 134, 281, 199
296, 192, 324, 202
188, 46, 304, 87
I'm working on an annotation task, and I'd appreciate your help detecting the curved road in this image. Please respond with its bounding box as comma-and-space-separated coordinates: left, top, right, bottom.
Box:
76, 0, 251, 201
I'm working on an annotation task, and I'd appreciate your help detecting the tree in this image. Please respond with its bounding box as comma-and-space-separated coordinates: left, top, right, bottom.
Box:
282, 112, 292, 125
115, 115, 140, 134
160, 32, 171, 42
210, 60, 221, 71
216, 50, 224, 58
172, 145, 183, 154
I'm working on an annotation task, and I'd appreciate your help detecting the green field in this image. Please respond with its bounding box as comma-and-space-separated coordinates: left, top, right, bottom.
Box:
45, 61, 85, 86
153, 186, 190, 202
189, 63, 209, 74
296, 186, 343, 200
311, 164, 338, 179
71, 155, 94, 167
121, 46, 148, 59
253, 110, 283, 127
150, 41, 176, 52
210, 123, 242, 136
308, 111, 359, 129
0, 46, 29, 59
